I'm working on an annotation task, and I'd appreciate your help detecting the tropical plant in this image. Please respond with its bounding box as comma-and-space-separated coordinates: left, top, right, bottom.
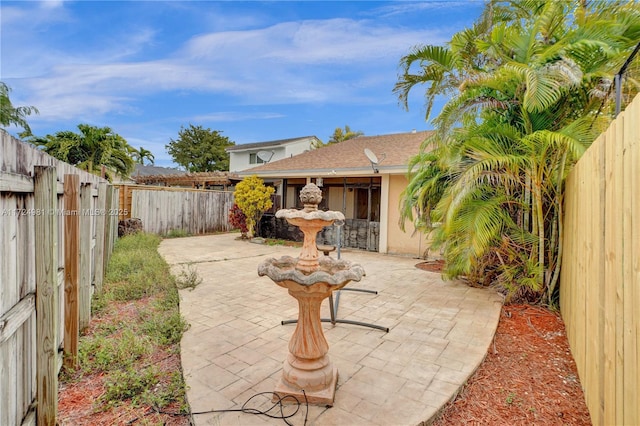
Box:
327, 125, 364, 145
234, 176, 275, 238
396, 0, 640, 305
166, 124, 234, 172
131, 146, 155, 165
26, 124, 135, 180
0, 82, 39, 135
312, 125, 364, 148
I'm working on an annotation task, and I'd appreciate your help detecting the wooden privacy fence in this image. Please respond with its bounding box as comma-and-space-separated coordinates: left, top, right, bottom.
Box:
0, 131, 118, 426
560, 95, 639, 425
123, 185, 234, 235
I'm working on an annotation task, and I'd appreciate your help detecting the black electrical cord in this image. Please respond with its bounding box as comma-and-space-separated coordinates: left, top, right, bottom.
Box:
130, 390, 309, 426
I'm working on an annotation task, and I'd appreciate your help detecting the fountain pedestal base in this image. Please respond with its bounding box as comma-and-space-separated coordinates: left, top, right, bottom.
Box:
273, 356, 338, 406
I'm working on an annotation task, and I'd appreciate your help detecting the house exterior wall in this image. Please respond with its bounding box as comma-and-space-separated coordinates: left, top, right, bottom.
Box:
229, 146, 286, 172
257, 174, 427, 256
282, 139, 314, 158
385, 174, 430, 257
228, 139, 314, 172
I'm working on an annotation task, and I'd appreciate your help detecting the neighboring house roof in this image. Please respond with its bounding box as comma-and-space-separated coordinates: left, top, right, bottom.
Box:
226, 135, 319, 152
133, 164, 184, 177
241, 130, 432, 177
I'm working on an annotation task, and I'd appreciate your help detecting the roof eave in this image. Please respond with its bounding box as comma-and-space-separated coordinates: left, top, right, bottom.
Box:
239, 165, 408, 178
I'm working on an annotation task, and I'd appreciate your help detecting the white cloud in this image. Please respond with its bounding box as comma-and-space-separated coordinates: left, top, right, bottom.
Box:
183, 18, 445, 65
5, 6, 452, 124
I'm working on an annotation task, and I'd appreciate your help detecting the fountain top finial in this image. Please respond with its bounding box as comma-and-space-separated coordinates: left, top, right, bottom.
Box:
300, 183, 322, 212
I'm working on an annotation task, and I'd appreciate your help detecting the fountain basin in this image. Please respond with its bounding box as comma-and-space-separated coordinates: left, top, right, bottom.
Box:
275, 208, 345, 222
258, 255, 365, 287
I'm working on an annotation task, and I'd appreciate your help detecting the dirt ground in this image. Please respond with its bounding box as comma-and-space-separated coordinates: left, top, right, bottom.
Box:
59, 262, 592, 425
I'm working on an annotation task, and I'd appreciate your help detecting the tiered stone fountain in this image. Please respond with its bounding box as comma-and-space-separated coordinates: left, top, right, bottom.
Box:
258, 183, 365, 406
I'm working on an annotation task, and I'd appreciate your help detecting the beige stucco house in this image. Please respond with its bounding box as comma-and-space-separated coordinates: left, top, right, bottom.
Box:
239, 130, 433, 257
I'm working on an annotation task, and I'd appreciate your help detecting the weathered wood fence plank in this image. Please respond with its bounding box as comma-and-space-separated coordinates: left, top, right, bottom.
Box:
104, 185, 115, 263
79, 183, 92, 331
63, 174, 80, 367
0, 295, 35, 344
93, 182, 107, 294
34, 166, 58, 426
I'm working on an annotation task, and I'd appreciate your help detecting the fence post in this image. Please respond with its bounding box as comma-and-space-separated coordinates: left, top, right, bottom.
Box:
104, 185, 115, 263
93, 182, 107, 294
34, 165, 58, 426
112, 186, 120, 244
79, 183, 92, 331
63, 174, 80, 368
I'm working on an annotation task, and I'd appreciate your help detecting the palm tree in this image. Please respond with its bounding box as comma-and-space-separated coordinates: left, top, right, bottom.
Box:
131, 146, 155, 165
0, 82, 38, 135
27, 124, 135, 181
397, 0, 640, 304
327, 125, 364, 145
311, 125, 364, 149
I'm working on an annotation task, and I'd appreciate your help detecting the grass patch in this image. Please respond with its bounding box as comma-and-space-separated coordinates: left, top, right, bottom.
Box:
60, 232, 190, 417
141, 309, 189, 346
104, 234, 175, 302
163, 228, 192, 238
78, 329, 152, 373
264, 238, 302, 247
101, 366, 159, 407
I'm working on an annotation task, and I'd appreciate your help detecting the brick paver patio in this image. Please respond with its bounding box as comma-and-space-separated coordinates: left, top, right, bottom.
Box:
159, 233, 503, 425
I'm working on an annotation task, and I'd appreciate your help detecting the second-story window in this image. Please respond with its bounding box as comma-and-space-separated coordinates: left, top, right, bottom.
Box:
249, 153, 265, 164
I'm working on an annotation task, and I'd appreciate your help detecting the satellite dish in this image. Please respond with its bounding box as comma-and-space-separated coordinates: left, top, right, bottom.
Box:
364, 148, 378, 164
257, 150, 274, 163
364, 148, 385, 173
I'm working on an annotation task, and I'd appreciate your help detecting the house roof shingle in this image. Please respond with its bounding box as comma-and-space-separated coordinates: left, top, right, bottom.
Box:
241, 130, 431, 177
133, 164, 184, 177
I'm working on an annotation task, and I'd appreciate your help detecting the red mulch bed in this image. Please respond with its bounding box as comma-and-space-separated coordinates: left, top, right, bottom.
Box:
417, 260, 591, 425
431, 304, 592, 425
416, 259, 446, 273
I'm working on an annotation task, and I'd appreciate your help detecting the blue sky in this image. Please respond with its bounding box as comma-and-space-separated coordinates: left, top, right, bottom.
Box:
1, 1, 484, 167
